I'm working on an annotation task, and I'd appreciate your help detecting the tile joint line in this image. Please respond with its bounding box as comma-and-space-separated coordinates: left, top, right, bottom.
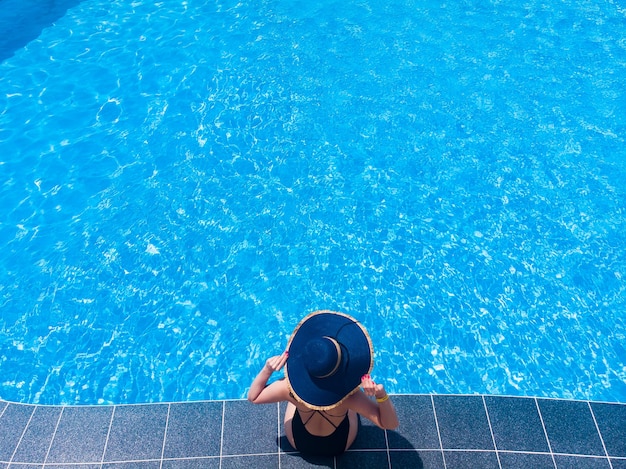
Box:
100, 404, 116, 468
42, 405, 64, 466
8, 404, 36, 465
219, 399, 226, 469
587, 401, 614, 469
158, 403, 171, 469
482, 396, 503, 469
534, 397, 557, 469
430, 394, 448, 469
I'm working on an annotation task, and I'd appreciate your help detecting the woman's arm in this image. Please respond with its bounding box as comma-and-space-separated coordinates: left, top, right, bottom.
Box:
247, 352, 290, 404
348, 375, 399, 430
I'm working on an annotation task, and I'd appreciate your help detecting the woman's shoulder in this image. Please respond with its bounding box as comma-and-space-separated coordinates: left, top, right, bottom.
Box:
344, 389, 377, 412
341, 389, 366, 407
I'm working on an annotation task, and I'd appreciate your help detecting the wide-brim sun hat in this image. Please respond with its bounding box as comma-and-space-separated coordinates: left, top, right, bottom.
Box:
285, 310, 373, 410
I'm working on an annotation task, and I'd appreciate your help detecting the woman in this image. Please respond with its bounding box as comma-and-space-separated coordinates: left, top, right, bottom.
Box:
248, 310, 399, 456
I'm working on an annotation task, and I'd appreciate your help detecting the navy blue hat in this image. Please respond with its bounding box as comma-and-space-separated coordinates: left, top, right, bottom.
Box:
285, 311, 373, 410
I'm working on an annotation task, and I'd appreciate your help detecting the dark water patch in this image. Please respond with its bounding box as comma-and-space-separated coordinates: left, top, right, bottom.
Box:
0, 0, 84, 62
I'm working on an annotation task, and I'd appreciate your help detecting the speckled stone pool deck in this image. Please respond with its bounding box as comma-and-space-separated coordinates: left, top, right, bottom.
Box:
0, 394, 624, 468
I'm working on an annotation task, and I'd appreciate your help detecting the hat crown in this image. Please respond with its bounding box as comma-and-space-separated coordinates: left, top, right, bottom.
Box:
286, 310, 373, 410
304, 337, 341, 379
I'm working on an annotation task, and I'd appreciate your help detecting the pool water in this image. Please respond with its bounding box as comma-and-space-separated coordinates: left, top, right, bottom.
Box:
1, 0, 625, 405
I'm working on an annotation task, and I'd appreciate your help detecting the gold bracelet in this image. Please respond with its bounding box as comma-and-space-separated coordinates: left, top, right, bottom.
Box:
376, 394, 389, 403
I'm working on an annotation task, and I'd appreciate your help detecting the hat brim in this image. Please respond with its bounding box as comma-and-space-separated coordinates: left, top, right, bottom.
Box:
285, 310, 373, 410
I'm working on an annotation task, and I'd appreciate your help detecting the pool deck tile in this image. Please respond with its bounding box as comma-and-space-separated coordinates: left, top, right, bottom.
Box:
552, 455, 613, 468
0, 394, 624, 468
432, 395, 494, 450
387, 395, 440, 450
162, 459, 220, 469
498, 452, 556, 469
163, 401, 222, 459
443, 450, 501, 468
46, 406, 113, 464
590, 402, 626, 458
336, 450, 389, 468
103, 463, 161, 469
0, 403, 33, 461
103, 403, 169, 462
484, 395, 550, 453
11, 405, 62, 463
611, 459, 626, 469
538, 399, 606, 456
390, 449, 445, 468
222, 400, 277, 456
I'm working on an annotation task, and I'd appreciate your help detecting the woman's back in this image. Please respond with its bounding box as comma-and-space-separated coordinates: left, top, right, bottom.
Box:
291, 400, 350, 436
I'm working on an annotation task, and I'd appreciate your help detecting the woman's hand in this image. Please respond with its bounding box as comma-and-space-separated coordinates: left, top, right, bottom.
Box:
357, 374, 399, 429
361, 374, 387, 399
248, 350, 289, 403
264, 351, 288, 373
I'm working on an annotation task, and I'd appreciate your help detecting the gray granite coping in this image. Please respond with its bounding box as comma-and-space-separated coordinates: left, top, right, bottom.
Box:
0, 394, 624, 468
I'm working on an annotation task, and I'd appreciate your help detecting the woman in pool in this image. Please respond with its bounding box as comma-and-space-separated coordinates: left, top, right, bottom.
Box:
248, 310, 399, 456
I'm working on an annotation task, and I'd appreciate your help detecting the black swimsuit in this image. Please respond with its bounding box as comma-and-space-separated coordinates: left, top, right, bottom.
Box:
291, 408, 350, 456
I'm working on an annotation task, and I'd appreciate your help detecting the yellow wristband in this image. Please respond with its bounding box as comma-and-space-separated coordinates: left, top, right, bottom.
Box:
376, 394, 389, 403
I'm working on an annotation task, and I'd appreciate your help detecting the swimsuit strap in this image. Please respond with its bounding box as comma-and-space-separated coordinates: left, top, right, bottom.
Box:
300, 409, 348, 430
289, 391, 349, 431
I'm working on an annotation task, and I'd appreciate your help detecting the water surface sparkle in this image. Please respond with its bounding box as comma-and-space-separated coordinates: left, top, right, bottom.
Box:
0, 0, 625, 405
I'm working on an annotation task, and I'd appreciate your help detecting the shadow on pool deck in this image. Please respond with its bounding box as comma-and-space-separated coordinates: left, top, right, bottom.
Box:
0, 394, 624, 468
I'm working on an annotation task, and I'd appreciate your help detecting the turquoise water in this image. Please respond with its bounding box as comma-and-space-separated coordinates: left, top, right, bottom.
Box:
1, 0, 625, 405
